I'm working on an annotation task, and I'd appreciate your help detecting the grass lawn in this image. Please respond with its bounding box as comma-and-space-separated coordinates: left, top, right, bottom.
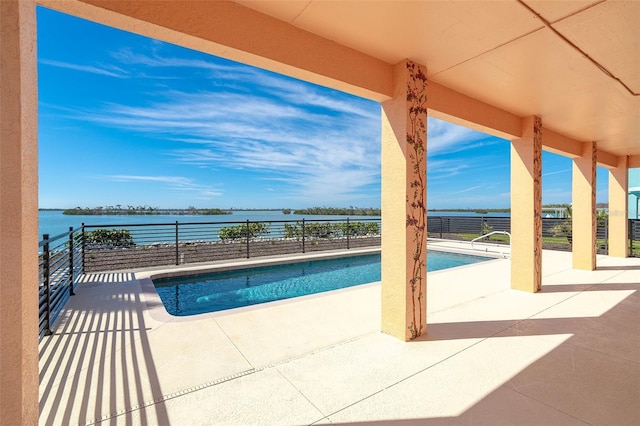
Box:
450, 233, 640, 253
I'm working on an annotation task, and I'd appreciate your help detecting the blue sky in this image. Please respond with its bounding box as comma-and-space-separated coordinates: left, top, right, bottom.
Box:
37, 7, 609, 210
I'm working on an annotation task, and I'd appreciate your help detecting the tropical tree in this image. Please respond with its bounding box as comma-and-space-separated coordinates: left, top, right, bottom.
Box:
550, 205, 572, 244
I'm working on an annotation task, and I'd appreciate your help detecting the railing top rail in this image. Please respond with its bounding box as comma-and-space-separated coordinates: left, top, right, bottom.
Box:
84, 222, 188, 228
39, 226, 83, 247
82, 217, 381, 228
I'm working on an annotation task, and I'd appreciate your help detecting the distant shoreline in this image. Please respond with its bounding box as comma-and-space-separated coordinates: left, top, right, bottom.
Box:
60, 207, 232, 216
40, 205, 589, 215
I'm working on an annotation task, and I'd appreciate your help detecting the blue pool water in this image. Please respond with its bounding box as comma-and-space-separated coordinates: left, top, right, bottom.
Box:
153, 251, 490, 316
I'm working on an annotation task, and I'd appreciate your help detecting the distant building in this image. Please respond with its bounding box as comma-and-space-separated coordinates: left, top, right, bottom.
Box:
630, 169, 640, 219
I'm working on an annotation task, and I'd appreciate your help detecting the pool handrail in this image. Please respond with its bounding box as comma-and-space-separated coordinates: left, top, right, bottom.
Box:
470, 231, 511, 258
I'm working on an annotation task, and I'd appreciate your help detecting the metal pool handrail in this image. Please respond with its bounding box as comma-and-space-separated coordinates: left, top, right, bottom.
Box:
471, 231, 511, 258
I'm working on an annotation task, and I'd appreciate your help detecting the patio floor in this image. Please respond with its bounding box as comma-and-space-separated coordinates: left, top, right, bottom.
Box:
39, 248, 640, 425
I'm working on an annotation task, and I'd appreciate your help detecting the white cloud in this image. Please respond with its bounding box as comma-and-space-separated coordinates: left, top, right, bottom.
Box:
39, 59, 128, 78
452, 185, 484, 195
71, 72, 380, 204
50, 48, 516, 207
542, 168, 571, 177
427, 117, 498, 155
99, 174, 223, 197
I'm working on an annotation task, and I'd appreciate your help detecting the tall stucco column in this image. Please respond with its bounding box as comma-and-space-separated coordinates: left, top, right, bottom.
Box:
0, 1, 39, 424
510, 116, 542, 292
608, 156, 629, 257
381, 60, 428, 341
572, 142, 597, 270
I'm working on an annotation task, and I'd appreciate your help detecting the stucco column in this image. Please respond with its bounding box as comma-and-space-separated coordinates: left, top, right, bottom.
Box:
0, 1, 39, 424
510, 116, 542, 292
572, 142, 597, 270
608, 156, 629, 257
381, 60, 428, 341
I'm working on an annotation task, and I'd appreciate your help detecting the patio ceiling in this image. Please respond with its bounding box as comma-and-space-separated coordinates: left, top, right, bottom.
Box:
41, 0, 639, 160
236, 0, 639, 159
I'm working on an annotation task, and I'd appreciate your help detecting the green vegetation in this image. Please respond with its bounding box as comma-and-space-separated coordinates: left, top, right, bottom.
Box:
282, 209, 292, 215
283, 221, 380, 239
482, 221, 493, 235
63, 205, 231, 215
85, 229, 135, 247
293, 207, 381, 216
550, 205, 573, 243
549, 205, 609, 245
219, 222, 270, 241
217, 221, 379, 241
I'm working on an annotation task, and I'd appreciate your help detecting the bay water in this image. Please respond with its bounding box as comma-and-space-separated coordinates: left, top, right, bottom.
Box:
38, 210, 383, 240
38, 209, 511, 241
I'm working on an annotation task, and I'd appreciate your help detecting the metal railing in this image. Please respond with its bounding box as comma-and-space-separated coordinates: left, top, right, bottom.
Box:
632, 220, 640, 256
37, 214, 640, 338
81, 218, 382, 273
39, 226, 83, 338
427, 215, 640, 256
471, 231, 512, 257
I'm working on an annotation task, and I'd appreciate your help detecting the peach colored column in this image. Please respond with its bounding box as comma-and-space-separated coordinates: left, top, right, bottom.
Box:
572, 142, 597, 270
0, 0, 39, 424
510, 116, 542, 292
381, 60, 428, 341
608, 156, 629, 257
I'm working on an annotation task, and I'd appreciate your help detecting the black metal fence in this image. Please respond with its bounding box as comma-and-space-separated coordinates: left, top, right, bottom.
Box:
38, 215, 640, 338
38, 226, 83, 338
81, 218, 382, 273
427, 215, 640, 256
632, 220, 640, 255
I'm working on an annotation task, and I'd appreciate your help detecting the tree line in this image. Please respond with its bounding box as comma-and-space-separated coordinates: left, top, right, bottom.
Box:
291, 207, 381, 216
63, 205, 231, 215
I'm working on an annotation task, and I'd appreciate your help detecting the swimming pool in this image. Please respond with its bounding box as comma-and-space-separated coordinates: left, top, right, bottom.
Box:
152, 251, 490, 316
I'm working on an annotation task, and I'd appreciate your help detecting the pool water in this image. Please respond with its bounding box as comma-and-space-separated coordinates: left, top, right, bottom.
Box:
153, 251, 490, 316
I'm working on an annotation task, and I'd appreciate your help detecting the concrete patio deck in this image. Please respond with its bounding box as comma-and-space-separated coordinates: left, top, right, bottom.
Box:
39, 249, 640, 425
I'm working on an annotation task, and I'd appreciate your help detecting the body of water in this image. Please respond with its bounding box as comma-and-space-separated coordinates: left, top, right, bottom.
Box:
38, 209, 518, 240
153, 251, 490, 315
38, 210, 382, 239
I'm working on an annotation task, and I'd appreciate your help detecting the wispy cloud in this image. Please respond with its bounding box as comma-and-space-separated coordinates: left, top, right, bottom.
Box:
452, 185, 484, 195
112, 49, 235, 73
39, 59, 128, 78
543, 168, 571, 177
72, 64, 381, 204
99, 175, 223, 197
427, 117, 499, 155
45, 46, 513, 207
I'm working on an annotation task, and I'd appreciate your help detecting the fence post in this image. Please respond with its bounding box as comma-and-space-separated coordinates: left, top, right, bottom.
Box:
604, 220, 608, 255
302, 219, 306, 253
346, 218, 350, 250
630, 219, 633, 256
439, 217, 443, 239
246, 220, 250, 259
175, 221, 180, 265
43, 234, 52, 336
68, 227, 75, 296
81, 223, 86, 274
